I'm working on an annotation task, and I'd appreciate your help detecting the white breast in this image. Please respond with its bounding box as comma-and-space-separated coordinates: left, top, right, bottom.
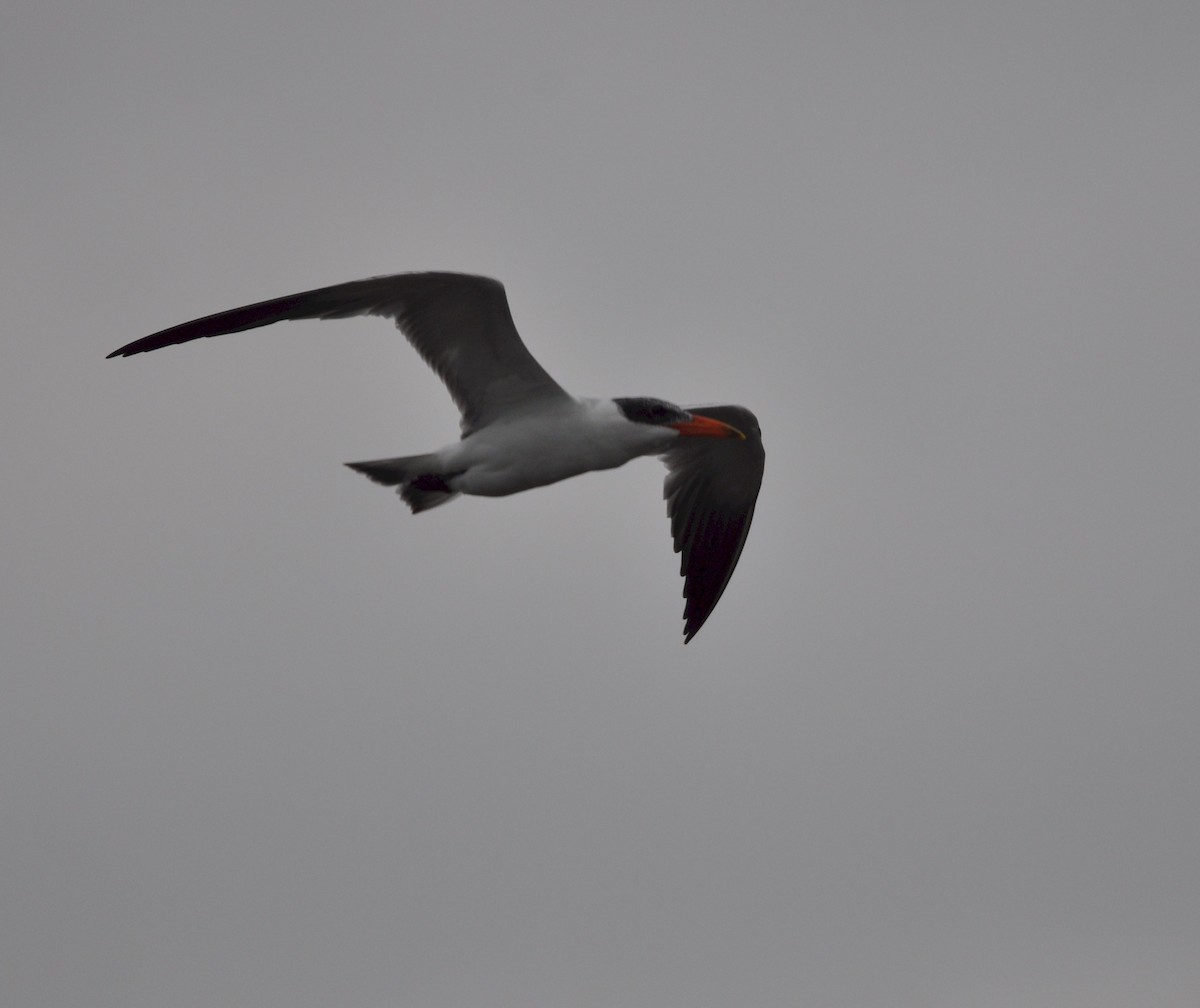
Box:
443, 398, 676, 497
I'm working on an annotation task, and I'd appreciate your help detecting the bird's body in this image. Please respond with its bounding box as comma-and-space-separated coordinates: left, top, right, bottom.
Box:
420, 397, 677, 498
109, 272, 764, 641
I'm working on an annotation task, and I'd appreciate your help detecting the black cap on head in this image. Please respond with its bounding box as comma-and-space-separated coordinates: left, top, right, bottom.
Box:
614, 397, 690, 426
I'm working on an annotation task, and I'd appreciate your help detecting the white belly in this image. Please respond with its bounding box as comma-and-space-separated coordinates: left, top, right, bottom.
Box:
440, 400, 674, 497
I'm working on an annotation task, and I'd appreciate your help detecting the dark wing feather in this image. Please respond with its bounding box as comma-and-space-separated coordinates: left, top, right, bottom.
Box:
662, 404, 765, 642
108, 272, 571, 433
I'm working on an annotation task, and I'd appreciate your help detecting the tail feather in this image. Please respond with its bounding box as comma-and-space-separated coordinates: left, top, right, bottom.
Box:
345, 454, 460, 513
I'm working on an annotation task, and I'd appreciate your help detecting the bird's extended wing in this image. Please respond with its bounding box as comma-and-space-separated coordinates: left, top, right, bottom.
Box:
108, 272, 572, 433
662, 404, 765, 642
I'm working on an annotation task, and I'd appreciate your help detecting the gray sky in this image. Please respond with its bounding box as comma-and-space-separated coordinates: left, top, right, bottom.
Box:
3, 1, 1199, 1005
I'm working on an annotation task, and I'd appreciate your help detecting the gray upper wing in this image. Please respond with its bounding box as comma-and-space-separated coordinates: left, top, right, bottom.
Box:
108, 272, 572, 433
662, 404, 765, 642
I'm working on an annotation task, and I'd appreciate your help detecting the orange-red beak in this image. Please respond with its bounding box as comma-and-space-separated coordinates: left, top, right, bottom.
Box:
668, 413, 746, 439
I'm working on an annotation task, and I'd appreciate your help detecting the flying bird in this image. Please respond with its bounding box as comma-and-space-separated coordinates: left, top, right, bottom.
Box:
109, 273, 764, 641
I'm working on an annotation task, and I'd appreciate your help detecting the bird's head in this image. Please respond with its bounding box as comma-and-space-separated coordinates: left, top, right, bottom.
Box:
614, 397, 746, 439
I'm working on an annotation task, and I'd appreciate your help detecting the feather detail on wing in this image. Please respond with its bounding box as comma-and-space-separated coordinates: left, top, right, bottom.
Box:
662, 404, 765, 642
108, 272, 572, 434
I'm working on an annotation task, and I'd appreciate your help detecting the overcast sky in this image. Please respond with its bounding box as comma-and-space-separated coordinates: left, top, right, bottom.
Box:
3, 2, 1199, 1005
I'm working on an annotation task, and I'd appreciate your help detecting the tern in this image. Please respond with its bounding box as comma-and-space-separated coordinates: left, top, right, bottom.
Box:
109, 272, 765, 641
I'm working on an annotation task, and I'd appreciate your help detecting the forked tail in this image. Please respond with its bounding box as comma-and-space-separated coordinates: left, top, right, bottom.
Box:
344, 455, 460, 513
